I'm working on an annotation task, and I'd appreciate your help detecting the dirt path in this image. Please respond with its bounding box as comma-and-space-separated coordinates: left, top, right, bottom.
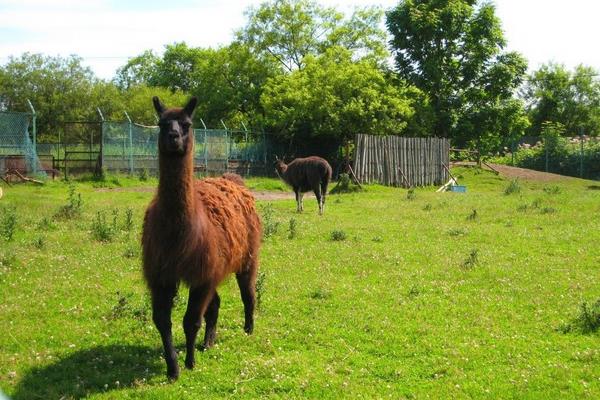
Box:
453, 162, 579, 182
94, 186, 302, 201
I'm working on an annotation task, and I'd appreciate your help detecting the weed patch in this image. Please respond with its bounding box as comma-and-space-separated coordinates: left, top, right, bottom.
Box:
559, 299, 600, 334
1, 206, 17, 241
504, 179, 521, 195
330, 229, 347, 241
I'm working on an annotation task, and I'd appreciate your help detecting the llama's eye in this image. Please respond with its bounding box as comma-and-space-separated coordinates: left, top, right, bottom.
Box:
181, 123, 191, 131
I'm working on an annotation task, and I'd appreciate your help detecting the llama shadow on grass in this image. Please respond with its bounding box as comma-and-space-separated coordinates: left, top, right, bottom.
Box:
11, 345, 162, 400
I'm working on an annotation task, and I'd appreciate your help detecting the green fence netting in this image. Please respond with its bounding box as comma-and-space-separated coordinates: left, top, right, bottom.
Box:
100, 122, 274, 175
0, 111, 45, 175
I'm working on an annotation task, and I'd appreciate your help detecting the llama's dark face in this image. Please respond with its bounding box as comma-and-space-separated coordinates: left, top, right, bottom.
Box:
273, 157, 286, 174
153, 96, 198, 157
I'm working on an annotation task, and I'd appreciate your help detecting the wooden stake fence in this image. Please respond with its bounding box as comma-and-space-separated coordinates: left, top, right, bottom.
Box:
353, 134, 450, 187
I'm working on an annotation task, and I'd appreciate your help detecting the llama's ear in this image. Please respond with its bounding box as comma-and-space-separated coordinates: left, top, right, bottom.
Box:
153, 96, 165, 115
184, 97, 198, 117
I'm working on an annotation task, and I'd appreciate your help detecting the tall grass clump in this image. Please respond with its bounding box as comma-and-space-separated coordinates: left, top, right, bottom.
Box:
559, 299, 600, 334
0, 206, 17, 241
91, 210, 116, 242
55, 184, 83, 219
260, 203, 280, 239
504, 179, 521, 195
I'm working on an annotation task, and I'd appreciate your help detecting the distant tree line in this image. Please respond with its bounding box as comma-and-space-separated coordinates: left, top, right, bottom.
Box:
0, 0, 598, 156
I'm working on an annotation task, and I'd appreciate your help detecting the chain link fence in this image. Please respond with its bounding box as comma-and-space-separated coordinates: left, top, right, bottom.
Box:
497, 135, 600, 180
0, 111, 46, 176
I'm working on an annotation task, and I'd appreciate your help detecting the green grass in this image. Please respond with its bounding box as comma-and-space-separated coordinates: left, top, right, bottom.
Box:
1, 167, 599, 399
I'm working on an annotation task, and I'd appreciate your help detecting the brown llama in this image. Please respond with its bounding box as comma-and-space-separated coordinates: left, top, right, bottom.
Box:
142, 96, 261, 381
274, 156, 332, 214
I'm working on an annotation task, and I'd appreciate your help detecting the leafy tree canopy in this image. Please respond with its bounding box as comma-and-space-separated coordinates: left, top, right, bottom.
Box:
238, 0, 389, 72
387, 0, 528, 150
524, 63, 600, 136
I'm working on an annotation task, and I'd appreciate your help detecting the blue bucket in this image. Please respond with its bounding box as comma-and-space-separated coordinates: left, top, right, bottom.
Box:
450, 185, 467, 193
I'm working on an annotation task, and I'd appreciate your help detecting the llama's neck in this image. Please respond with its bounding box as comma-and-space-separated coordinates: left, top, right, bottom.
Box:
158, 153, 196, 221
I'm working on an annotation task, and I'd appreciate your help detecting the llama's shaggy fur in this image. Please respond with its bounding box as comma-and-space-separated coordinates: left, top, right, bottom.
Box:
275, 156, 332, 214
142, 96, 261, 380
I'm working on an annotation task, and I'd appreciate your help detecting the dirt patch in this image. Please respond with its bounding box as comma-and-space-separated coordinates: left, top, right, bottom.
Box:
452, 162, 579, 182
95, 186, 303, 201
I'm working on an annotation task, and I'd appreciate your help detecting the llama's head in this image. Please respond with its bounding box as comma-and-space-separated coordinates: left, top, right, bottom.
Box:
273, 155, 287, 175
153, 96, 198, 157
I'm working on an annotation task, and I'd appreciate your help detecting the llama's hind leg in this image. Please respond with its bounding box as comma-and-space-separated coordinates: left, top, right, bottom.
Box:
202, 292, 221, 351
151, 283, 179, 380
313, 185, 323, 215
294, 188, 304, 212
236, 266, 257, 334
183, 284, 213, 370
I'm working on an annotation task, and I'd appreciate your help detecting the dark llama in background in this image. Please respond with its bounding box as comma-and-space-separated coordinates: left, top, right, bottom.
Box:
274, 156, 332, 215
142, 96, 261, 381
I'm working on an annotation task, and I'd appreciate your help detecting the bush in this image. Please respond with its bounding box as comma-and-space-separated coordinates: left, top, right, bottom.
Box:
330, 230, 347, 241
0, 206, 17, 241
330, 173, 362, 194
559, 299, 600, 334
55, 184, 83, 219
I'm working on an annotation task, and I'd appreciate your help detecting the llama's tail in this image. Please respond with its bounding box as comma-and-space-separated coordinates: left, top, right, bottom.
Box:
222, 173, 246, 187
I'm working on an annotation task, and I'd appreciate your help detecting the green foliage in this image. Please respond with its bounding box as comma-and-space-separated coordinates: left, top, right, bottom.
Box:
524, 63, 600, 137
256, 270, 267, 309
239, 0, 388, 71
0, 206, 17, 241
462, 249, 479, 269
288, 217, 298, 239
467, 209, 478, 221
91, 210, 116, 242
260, 203, 280, 238
560, 299, 600, 334
386, 0, 528, 150
406, 188, 416, 200
330, 173, 362, 194
55, 184, 83, 219
330, 229, 347, 241
504, 179, 521, 195
261, 47, 416, 144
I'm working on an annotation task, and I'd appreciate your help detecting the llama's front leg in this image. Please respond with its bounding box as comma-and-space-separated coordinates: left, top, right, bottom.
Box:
151, 284, 178, 380
236, 267, 257, 334
183, 284, 213, 370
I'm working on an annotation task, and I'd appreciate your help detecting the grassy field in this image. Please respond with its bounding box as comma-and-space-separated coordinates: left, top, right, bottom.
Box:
0, 167, 599, 399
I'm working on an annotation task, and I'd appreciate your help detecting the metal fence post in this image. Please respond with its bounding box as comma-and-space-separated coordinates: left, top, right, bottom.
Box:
97, 108, 105, 172
579, 127, 584, 178
26, 99, 37, 174
125, 111, 133, 174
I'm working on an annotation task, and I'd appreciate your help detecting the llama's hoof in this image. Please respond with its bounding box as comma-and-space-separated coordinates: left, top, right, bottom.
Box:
200, 341, 214, 351
244, 324, 254, 334
184, 357, 195, 370
167, 365, 180, 381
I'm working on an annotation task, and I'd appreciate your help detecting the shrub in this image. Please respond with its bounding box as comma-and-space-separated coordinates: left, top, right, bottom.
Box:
504, 179, 521, 195
91, 211, 116, 242
406, 188, 416, 200
330, 173, 362, 194
55, 184, 83, 219
0, 206, 17, 241
330, 230, 347, 241
462, 249, 479, 269
288, 217, 297, 239
559, 299, 600, 334
260, 203, 280, 239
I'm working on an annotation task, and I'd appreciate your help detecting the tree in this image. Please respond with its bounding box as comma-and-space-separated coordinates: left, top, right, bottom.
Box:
0, 53, 99, 140
238, 0, 388, 72
260, 47, 417, 156
114, 50, 160, 90
386, 0, 528, 150
524, 63, 600, 136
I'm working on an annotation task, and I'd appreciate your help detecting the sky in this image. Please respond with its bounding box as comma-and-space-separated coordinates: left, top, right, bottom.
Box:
1, 0, 599, 80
